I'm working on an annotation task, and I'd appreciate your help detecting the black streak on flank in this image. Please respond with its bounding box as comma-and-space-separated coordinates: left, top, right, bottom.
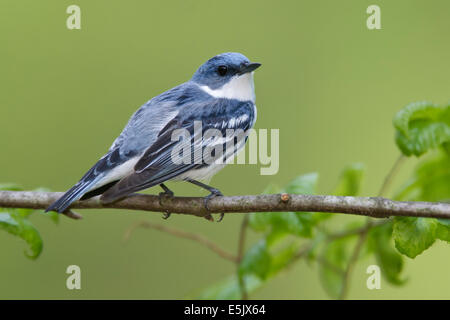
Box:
80, 180, 120, 200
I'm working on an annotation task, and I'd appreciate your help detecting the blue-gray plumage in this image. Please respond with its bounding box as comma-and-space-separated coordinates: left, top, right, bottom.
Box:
46, 52, 261, 217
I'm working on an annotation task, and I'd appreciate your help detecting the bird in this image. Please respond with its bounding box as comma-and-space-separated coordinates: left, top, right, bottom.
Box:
46, 52, 261, 221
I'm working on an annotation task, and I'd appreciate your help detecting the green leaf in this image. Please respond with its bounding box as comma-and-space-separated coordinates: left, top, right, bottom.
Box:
239, 236, 300, 279
0, 183, 23, 191
436, 219, 450, 242
285, 172, 318, 195
394, 102, 444, 135
249, 174, 319, 238
41, 210, 59, 224
0, 183, 54, 258
443, 141, 450, 155
393, 217, 437, 258
368, 223, 405, 285
267, 211, 315, 238
0, 211, 43, 259
239, 240, 271, 280
267, 242, 299, 276
333, 163, 365, 196
248, 211, 273, 233
394, 149, 450, 202
319, 238, 348, 298
393, 102, 450, 156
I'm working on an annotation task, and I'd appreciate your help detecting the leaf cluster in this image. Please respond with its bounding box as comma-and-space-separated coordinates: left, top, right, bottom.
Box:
195, 102, 450, 298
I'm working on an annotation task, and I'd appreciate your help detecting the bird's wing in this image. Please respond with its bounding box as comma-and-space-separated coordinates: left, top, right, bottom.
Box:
46, 83, 195, 213
100, 98, 256, 203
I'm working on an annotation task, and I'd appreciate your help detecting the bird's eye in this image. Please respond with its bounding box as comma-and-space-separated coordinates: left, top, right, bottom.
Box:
217, 65, 228, 76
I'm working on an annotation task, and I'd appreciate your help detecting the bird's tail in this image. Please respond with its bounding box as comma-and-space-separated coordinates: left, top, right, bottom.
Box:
46, 179, 97, 213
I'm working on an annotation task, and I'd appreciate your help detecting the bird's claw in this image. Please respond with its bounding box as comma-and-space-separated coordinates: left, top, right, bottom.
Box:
203, 190, 225, 222
217, 212, 225, 222
159, 189, 174, 198
159, 187, 174, 220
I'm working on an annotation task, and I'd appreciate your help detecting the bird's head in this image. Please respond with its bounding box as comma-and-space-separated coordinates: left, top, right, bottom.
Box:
192, 52, 261, 101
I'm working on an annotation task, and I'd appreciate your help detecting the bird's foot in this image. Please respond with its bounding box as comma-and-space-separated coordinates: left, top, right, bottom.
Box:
185, 179, 225, 222
203, 189, 225, 222
158, 184, 174, 220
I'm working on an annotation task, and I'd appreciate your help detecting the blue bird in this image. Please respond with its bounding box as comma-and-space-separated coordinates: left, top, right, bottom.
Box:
46, 52, 261, 221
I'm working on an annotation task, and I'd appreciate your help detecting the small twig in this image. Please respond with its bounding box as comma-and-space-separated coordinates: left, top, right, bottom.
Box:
124, 221, 238, 263
326, 220, 386, 242
62, 209, 83, 220
317, 256, 346, 276
338, 220, 371, 300
237, 215, 249, 261
378, 155, 405, 197
292, 242, 314, 261
237, 215, 249, 300
283, 242, 315, 272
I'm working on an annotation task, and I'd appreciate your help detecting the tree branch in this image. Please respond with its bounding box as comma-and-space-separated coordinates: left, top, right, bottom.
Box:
0, 191, 449, 219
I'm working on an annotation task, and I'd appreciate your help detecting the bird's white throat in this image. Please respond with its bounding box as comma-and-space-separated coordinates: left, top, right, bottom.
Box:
199, 72, 255, 102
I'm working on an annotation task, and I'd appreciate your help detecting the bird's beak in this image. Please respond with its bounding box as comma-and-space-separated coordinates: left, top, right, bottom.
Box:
238, 62, 262, 75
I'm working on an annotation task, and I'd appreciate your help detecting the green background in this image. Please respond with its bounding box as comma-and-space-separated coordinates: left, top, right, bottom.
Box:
1, 0, 449, 299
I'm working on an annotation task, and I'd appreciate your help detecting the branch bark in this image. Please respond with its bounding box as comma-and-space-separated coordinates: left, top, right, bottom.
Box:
0, 191, 449, 219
